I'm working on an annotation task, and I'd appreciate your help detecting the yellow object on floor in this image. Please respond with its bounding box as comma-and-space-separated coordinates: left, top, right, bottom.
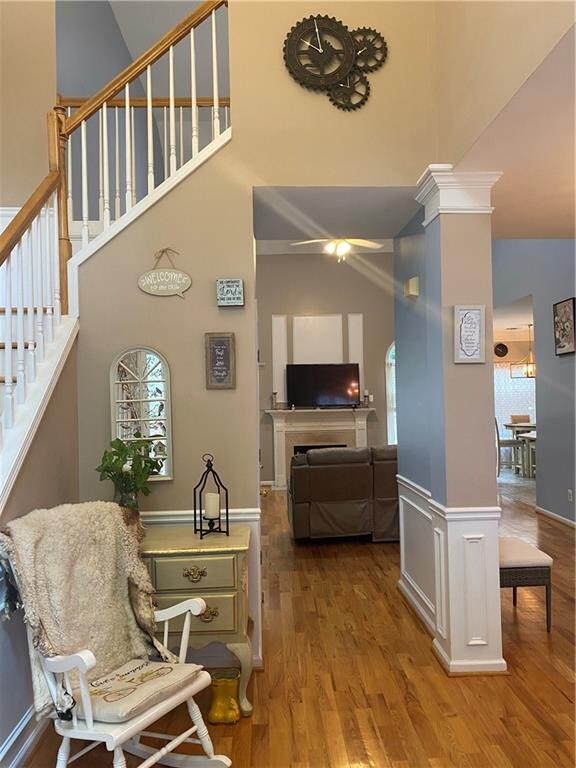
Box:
208, 670, 241, 724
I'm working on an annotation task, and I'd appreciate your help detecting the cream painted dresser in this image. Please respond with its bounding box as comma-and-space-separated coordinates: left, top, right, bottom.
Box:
141, 524, 253, 715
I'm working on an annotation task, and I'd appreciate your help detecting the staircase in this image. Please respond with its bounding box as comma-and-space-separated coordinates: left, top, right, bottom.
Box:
0, 0, 230, 512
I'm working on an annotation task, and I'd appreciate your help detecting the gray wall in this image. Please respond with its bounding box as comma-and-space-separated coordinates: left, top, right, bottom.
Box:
256, 252, 395, 482
394, 213, 430, 491
0, 346, 79, 753
493, 239, 576, 522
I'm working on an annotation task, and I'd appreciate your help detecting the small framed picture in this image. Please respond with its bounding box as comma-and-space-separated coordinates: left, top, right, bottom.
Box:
205, 332, 236, 389
454, 305, 485, 363
216, 278, 244, 307
553, 297, 575, 356
510, 363, 527, 379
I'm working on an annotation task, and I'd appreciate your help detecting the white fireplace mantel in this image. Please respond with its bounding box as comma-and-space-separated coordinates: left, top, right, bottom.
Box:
265, 408, 376, 489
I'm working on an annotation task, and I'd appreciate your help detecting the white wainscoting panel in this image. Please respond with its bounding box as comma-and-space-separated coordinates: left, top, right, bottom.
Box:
463, 534, 488, 646
398, 491, 436, 632
293, 315, 343, 364
347, 313, 364, 391
271, 315, 288, 404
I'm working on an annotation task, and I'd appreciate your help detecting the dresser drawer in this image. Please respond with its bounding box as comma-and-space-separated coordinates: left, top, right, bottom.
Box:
155, 593, 237, 634
153, 555, 236, 592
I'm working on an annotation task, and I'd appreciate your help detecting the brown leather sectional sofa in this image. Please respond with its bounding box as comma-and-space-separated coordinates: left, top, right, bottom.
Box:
288, 446, 399, 542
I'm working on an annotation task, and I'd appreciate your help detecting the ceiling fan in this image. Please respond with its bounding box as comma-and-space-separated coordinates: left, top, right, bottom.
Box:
291, 238, 382, 262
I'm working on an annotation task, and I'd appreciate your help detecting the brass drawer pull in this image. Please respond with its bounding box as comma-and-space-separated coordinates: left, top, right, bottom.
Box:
183, 565, 207, 583
199, 606, 220, 623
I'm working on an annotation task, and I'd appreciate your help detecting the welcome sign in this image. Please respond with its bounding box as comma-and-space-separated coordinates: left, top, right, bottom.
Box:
138, 269, 192, 298
138, 248, 191, 298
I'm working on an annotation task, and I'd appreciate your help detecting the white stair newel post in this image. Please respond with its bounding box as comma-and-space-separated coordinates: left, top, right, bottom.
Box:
24, 228, 36, 382
15, 242, 26, 405
102, 103, 111, 229
169, 45, 177, 175
114, 106, 121, 219
51, 192, 61, 325
80, 119, 89, 248
190, 28, 199, 157
98, 110, 104, 222
211, 10, 220, 139
66, 107, 73, 222
33, 217, 45, 363
146, 65, 154, 194
125, 84, 132, 212
3, 252, 14, 428
163, 106, 168, 180
131, 106, 136, 206
41, 205, 54, 344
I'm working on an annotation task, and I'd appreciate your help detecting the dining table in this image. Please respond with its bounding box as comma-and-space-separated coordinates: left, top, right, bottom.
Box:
503, 423, 537, 477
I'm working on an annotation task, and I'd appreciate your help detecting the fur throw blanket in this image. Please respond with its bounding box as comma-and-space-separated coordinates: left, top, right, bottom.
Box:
0, 501, 175, 717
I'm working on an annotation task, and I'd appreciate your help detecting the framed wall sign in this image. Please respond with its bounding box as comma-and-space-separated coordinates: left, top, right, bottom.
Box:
138, 248, 191, 298
205, 332, 236, 389
216, 278, 244, 307
454, 305, 485, 364
553, 297, 575, 355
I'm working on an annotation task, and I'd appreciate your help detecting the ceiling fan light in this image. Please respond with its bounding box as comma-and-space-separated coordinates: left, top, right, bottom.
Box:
336, 240, 351, 257
324, 241, 337, 255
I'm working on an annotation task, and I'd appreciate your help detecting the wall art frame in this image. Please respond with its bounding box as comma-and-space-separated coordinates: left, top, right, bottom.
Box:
454, 305, 486, 364
205, 332, 236, 389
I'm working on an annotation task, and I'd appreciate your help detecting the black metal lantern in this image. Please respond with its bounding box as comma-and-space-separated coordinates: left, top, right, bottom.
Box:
193, 453, 230, 539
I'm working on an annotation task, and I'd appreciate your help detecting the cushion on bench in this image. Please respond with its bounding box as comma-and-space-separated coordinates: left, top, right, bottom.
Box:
499, 537, 553, 568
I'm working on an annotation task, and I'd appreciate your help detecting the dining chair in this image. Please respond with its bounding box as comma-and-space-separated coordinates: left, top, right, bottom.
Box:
495, 419, 524, 476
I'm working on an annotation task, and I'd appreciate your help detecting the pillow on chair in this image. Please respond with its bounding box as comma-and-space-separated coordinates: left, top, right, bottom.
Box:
75, 659, 204, 723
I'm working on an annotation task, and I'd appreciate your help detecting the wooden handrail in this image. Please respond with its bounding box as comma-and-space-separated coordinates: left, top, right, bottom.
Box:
64, 0, 227, 136
0, 172, 59, 265
60, 96, 230, 109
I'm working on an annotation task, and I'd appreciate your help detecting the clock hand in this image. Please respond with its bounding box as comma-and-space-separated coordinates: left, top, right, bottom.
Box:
357, 47, 367, 55
313, 18, 323, 53
301, 38, 322, 53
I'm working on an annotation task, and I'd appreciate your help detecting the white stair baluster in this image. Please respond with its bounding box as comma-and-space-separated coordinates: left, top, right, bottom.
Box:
41, 205, 54, 344
190, 28, 199, 157
102, 104, 111, 229
179, 106, 184, 168
114, 106, 121, 219
3, 252, 14, 428
146, 65, 154, 193
98, 110, 104, 222
163, 106, 168, 180
51, 192, 61, 324
169, 46, 176, 175
224, 105, 230, 130
24, 228, 36, 382
33, 217, 45, 363
211, 10, 220, 139
67, 107, 73, 222
14, 242, 26, 405
131, 106, 136, 206
81, 120, 89, 248
125, 84, 132, 211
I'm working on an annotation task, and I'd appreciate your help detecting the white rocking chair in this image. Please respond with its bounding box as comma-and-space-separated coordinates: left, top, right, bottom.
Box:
36, 597, 231, 768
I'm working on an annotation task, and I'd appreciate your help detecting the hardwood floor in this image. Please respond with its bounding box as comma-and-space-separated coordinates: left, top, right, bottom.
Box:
28, 489, 574, 768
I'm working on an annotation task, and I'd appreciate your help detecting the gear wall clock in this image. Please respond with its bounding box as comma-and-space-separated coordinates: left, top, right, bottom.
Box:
283, 15, 388, 111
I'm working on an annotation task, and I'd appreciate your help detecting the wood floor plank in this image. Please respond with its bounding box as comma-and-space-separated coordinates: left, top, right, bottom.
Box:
27, 487, 574, 767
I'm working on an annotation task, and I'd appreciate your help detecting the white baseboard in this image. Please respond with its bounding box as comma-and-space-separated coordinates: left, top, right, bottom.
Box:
0, 706, 49, 768
432, 639, 507, 675
536, 506, 576, 528
259, 480, 274, 487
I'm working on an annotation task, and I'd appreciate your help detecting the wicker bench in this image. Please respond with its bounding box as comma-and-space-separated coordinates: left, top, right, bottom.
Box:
499, 537, 553, 632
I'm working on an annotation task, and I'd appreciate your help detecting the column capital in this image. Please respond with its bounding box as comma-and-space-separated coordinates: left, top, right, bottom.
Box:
415, 164, 502, 227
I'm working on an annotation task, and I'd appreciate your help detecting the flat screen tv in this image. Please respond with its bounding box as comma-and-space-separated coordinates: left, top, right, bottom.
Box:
286, 363, 360, 408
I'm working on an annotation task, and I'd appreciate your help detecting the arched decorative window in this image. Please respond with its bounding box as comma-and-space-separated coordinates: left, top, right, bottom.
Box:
110, 347, 173, 480
385, 342, 397, 445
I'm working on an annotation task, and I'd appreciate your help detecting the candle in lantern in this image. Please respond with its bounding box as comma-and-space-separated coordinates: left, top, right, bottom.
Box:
204, 492, 220, 520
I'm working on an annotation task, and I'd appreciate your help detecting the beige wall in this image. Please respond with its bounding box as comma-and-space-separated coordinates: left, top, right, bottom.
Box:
0, 0, 56, 206
256, 252, 395, 481
1, 342, 79, 523
435, 1, 574, 163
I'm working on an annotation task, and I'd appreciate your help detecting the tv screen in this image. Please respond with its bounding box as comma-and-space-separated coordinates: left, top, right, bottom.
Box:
286, 363, 360, 408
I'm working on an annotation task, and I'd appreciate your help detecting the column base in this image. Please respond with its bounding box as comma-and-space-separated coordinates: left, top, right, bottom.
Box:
432, 639, 507, 675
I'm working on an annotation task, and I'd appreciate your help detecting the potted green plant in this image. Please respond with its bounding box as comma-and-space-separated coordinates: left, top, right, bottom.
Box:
95, 432, 164, 511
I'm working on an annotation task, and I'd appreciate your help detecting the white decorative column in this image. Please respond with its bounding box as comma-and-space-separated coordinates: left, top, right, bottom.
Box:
398, 164, 506, 674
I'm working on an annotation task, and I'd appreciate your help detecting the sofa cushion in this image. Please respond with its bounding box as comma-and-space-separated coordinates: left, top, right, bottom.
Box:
291, 453, 308, 466
76, 658, 203, 723
309, 463, 372, 502
307, 447, 370, 465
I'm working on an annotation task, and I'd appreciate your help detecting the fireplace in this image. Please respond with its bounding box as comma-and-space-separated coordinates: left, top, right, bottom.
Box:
293, 444, 347, 455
